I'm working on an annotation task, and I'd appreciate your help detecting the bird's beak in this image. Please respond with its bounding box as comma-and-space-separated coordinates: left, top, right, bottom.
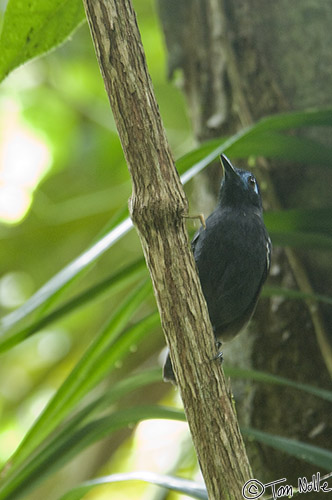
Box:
220, 154, 238, 180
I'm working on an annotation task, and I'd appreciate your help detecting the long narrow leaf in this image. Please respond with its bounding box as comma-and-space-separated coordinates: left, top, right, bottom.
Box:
262, 286, 332, 307
1, 368, 163, 500
0, 218, 133, 333
58, 472, 208, 500
265, 208, 332, 234
0, 406, 186, 500
178, 131, 332, 174
241, 428, 332, 470
44, 366, 162, 455
179, 108, 332, 183
0, 258, 146, 353
270, 231, 332, 250
4, 279, 151, 473
230, 131, 332, 165
224, 367, 332, 403
252, 108, 332, 131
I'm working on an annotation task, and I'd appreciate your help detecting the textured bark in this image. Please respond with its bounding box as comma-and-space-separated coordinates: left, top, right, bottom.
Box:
82, 0, 253, 498
158, 0, 332, 489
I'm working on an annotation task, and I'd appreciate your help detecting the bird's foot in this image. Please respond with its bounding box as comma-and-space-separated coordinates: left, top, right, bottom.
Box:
212, 341, 223, 362
181, 211, 206, 229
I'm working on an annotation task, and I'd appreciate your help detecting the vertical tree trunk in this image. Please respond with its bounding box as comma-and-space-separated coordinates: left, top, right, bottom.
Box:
158, 0, 332, 486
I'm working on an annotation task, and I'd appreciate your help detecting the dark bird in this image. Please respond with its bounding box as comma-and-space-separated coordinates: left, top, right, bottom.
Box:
163, 154, 271, 382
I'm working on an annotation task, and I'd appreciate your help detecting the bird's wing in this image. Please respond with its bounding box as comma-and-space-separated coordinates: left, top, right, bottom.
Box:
264, 235, 272, 279
213, 232, 270, 330
191, 226, 204, 254
192, 211, 271, 333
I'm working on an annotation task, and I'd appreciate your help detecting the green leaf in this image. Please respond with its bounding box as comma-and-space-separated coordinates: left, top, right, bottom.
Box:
0, 0, 85, 82
262, 286, 332, 307
0, 218, 133, 345
1, 368, 163, 500
224, 367, 332, 403
265, 208, 332, 235
0, 258, 146, 353
241, 428, 332, 470
58, 472, 207, 500
5, 280, 152, 474
0, 369, 163, 497
269, 231, 332, 250
46, 367, 163, 454
0, 406, 186, 500
252, 108, 332, 131
229, 131, 332, 166
178, 131, 332, 173
266, 207, 332, 250
178, 108, 332, 183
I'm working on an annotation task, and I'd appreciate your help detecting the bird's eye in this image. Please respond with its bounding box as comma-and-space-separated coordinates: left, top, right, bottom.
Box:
248, 176, 256, 188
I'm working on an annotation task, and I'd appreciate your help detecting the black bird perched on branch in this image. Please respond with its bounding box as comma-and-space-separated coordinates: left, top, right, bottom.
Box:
163, 154, 271, 382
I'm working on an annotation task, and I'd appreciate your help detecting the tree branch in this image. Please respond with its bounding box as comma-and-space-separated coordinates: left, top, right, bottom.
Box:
82, 0, 253, 497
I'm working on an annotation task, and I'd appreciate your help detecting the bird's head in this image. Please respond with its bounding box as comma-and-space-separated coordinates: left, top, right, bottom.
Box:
219, 154, 263, 211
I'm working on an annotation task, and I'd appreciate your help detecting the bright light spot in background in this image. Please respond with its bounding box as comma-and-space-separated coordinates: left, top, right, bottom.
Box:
37, 329, 71, 363
0, 425, 25, 462
134, 419, 190, 472
0, 98, 52, 223
17, 388, 56, 435
0, 271, 34, 309
27, 388, 56, 420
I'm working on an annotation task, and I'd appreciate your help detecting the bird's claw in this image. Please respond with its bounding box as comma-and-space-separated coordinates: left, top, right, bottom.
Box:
181, 211, 206, 229
212, 341, 223, 362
